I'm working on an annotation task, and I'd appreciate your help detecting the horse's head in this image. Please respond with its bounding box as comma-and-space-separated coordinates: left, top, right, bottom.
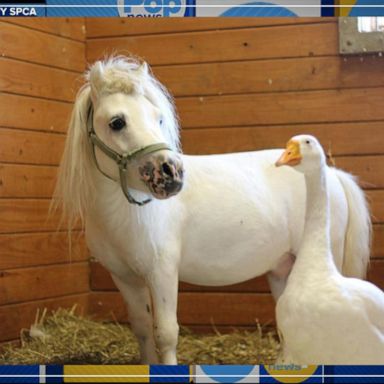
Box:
54, 57, 184, 225
88, 60, 184, 201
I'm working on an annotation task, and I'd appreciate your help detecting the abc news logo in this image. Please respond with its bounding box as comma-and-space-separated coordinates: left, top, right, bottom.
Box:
118, 0, 189, 17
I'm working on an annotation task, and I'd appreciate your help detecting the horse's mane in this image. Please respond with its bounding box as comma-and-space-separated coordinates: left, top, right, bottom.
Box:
51, 56, 180, 229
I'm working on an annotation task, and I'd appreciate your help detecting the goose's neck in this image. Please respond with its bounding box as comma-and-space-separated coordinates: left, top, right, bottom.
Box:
294, 167, 337, 274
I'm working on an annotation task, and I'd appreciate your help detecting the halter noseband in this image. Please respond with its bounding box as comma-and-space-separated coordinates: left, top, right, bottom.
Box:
87, 106, 171, 206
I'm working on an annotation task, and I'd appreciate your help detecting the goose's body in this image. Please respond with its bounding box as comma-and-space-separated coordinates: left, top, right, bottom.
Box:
276, 135, 384, 365
278, 255, 384, 364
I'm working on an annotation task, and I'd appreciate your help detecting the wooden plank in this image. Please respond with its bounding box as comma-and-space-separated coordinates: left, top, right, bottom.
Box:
90, 261, 270, 293
90, 291, 276, 326
90, 259, 384, 293
2, 123, 381, 169
368, 259, 384, 290
4, 18, 86, 41
0, 94, 72, 133
7, 142, 383, 198
177, 292, 280, 326
0, 128, 65, 165
90, 261, 120, 292
0, 262, 89, 306
87, 23, 337, 65
1, 22, 85, 72
86, 18, 334, 38
0, 232, 88, 270
181, 122, 384, 156
181, 324, 274, 334
0, 58, 81, 102
177, 88, 384, 129
368, 190, 384, 224
155, 56, 384, 97
87, 225, 382, 280
0, 199, 62, 233
0, 164, 56, 198
184, 278, 269, 293
0, 293, 89, 342
373, 224, 384, 258
90, 261, 383, 327
334, 156, 384, 190
0, 185, 378, 255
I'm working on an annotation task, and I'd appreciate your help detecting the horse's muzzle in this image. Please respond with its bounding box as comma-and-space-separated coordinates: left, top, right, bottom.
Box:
138, 154, 184, 199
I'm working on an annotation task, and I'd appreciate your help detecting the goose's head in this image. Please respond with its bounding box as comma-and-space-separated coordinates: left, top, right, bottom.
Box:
275, 134, 326, 173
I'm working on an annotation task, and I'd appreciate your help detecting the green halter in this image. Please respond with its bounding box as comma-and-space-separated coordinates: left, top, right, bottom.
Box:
87, 106, 171, 206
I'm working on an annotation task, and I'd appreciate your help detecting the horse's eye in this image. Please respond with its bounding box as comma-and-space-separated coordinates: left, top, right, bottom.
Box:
109, 117, 126, 131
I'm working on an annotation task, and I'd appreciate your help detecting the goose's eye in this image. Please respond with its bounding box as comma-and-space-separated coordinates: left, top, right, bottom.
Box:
109, 117, 126, 131
306, 140, 310, 145
159, 118, 163, 126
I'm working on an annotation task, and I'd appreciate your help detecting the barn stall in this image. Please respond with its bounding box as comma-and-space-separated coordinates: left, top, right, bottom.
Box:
0, 17, 384, 359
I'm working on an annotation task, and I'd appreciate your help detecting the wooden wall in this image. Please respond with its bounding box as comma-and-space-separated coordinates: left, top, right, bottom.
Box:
1, 18, 383, 341
86, 18, 384, 331
0, 19, 89, 344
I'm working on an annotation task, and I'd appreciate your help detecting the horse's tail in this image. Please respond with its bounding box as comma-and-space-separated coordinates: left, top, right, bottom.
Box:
335, 169, 372, 279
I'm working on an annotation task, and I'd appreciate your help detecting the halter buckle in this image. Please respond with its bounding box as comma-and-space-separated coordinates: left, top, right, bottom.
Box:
117, 156, 129, 171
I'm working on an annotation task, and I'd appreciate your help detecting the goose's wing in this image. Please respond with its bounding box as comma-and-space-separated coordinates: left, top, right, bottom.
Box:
347, 278, 384, 332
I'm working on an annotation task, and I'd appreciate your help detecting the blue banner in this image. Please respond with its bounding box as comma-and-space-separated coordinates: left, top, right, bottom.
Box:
149, 365, 190, 383
1, 0, 384, 17
0, 365, 40, 384
0, 365, 383, 383
2, 0, 384, 16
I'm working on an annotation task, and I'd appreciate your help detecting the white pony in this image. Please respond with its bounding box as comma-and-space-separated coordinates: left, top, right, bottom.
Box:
54, 56, 371, 365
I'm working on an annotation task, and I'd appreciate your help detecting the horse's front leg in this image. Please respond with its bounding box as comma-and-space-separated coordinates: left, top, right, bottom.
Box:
111, 273, 159, 364
147, 258, 179, 365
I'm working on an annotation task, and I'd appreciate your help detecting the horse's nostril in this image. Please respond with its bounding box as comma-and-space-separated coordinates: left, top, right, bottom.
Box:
162, 162, 173, 177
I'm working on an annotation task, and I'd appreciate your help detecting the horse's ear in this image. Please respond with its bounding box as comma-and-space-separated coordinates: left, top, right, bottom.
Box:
89, 61, 104, 103
137, 61, 149, 77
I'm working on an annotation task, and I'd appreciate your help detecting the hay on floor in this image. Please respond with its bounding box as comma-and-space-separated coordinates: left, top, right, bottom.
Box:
0, 307, 280, 365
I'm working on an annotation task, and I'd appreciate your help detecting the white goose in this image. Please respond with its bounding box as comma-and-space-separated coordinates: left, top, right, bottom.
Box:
274, 134, 384, 364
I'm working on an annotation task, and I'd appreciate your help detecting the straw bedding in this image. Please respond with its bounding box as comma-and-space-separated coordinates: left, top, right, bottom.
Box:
0, 307, 280, 365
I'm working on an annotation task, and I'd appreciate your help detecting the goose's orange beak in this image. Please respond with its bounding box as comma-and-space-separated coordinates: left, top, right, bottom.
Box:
275, 140, 302, 167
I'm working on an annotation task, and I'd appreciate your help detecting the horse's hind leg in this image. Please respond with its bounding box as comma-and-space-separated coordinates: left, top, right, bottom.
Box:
267, 252, 295, 301
112, 274, 159, 364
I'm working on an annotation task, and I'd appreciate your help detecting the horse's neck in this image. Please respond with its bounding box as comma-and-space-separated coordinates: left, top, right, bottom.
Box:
90, 173, 143, 224
88, 171, 180, 240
